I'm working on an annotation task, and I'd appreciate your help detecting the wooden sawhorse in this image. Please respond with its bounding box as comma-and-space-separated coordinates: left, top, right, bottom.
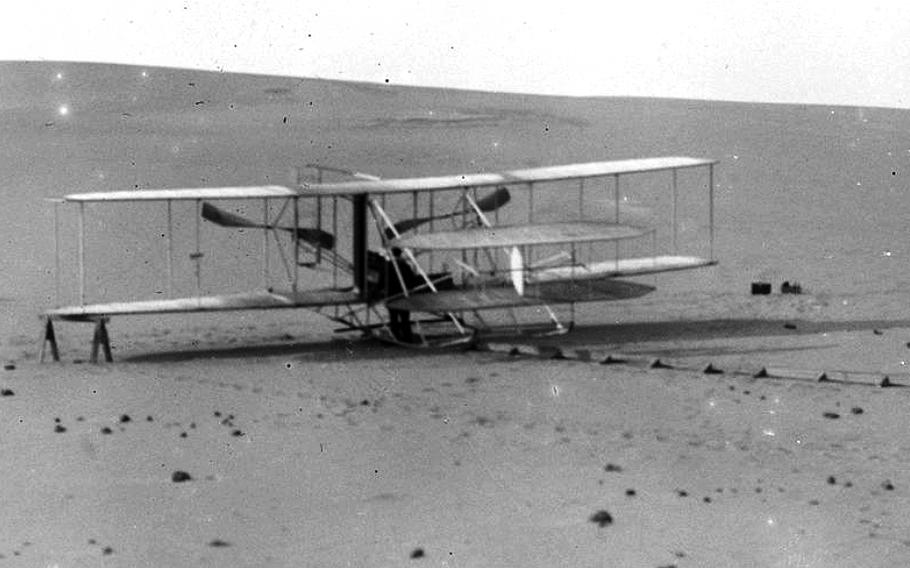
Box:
40, 316, 113, 363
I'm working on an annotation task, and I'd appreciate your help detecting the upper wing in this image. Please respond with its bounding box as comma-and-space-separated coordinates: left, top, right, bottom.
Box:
63, 185, 299, 202
61, 156, 715, 202
301, 156, 716, 196
390, 221, 649, 251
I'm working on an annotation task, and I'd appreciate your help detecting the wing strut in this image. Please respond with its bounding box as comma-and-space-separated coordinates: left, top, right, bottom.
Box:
369, 199, 467, 336
462, 191, 568, 334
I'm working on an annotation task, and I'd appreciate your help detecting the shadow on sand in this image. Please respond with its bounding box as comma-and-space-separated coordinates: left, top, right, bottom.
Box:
120, 317, 910, 364
123, 336, 456, 363
534, 317, 910, 347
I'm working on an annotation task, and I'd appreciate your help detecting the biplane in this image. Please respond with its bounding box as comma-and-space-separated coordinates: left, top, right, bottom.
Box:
39, 156, 718, 361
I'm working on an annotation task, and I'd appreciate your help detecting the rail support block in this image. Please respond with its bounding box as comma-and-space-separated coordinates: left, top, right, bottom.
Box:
90, 318, 113, 364
39, 318, 60, 363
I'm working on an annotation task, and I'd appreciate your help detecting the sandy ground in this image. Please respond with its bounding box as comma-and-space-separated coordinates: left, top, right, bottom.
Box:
5, 61, 910, 566
6, 330, 910, 567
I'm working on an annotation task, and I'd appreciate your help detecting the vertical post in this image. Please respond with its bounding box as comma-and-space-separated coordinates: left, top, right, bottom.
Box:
193, 199, 202, 297
332, 195, 339, 318
78, 202, 85, 305
428, 191, 435, 273
332, 196, 338, 289
527, 182, 535, 268
613, 174, 620, 223
471, 187, 478, 268
528, 182, 534, 223
166, 200, 174, 296
461, 188, 467, 267
708, 163, 715, 261
672, 169, 678, 254
293, 197, 299, 293
578, 179, 585, 220
352, 194, 368, 300
570, 243, 576, 280
315, 196, 323, 264
263, 198, 270, 289
613, 175, 620, 262
53, 201, 61, 306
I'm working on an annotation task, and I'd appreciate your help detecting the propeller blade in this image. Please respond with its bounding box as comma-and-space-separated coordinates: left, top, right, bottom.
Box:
293, 227, 335, 250
386, 186, 511, 238
201, 202, 335, 249
201, 201, 258, 228
475, 186, 511, 213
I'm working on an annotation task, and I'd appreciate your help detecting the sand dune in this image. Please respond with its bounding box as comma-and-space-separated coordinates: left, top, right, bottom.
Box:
4, 61, 910, 566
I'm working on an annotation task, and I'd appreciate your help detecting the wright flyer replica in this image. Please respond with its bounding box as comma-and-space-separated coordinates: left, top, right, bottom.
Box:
40, 156, 718, 360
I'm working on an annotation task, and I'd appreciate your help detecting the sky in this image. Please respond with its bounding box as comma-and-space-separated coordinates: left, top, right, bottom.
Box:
3, 0, 910, 108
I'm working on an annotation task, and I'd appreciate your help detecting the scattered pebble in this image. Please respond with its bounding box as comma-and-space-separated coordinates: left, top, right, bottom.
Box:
360, 399, 370, 406
589, 510, 613, 527
100, 426, 112, 435
784, 323, 797, 330
102, 546, 113, 556
146, 415, 154, 422
827, 475, 837, 485
208, 539, 231, 548
625, 489, 636, 497
231, 429, 245, 437
1, 388, 14, 397
54, 424, 66, 433
119, 414, 131, 423
180, 432, 188, 438
703, 496, 712, 503
3, 364, 15, 371
851, 406, 864, 415
604, 463, 623, 472
822, 412, 840, 419
675, 489, 689, 497
883, 480, 895, 491
171, 470, 192, 483
410, 548, 425, 559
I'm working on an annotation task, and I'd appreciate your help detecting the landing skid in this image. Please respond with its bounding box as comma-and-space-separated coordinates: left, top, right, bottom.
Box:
369, 327, 477, 350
